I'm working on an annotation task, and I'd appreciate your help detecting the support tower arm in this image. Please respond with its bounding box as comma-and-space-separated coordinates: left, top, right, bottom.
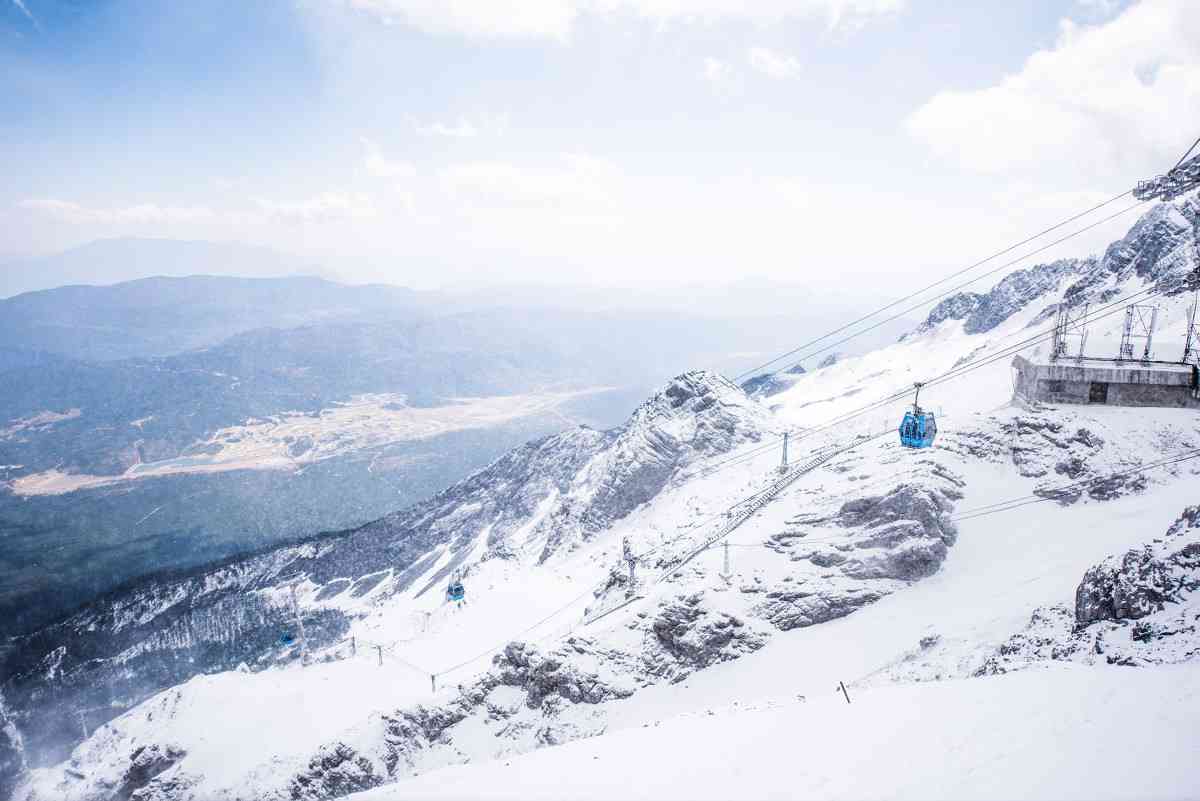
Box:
1134, 153, 1200, 202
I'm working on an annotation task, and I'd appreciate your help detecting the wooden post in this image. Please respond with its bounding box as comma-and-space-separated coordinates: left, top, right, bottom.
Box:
431, 674, 436, 693
376, 645, 383, 666
838, 680, 851, 704
350, 636, 356, 657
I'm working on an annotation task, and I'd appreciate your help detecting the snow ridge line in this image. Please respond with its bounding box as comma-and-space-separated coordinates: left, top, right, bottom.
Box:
657, 431, 889, 580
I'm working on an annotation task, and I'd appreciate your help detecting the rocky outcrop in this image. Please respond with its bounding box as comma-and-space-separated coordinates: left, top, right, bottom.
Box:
816, 353, 842, 369
964, 259, 1082, 335
288, 638, 640, 800
289, 742, 387, 801
906, 196, 1198, 343
908, 260, 1083, 338
754, 583, 886, 631
116, 745, 187, 801
977, 505, 1200, 675
1075, 507, 1200, 627
642, 594, 768, 681
740, 363, 806, 399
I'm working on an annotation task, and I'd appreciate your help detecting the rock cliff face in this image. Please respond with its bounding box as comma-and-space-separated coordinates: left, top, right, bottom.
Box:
912, 195, 1200, 340
977, 504, 1200, 674
911, 259, 1086, 338
739, 362, 806, 399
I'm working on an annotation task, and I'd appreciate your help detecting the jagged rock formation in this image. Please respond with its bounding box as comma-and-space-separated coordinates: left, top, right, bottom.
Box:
1067, 198, 1200, 304
753, 478, 961, 631
740, 362, 806, 399
977, 505, 1200, 674
288, 639, 641, 801
910, 259, 1085, 338
816, 353, 842, 369
910, 194, 1200, 342
641, 593, 769, 682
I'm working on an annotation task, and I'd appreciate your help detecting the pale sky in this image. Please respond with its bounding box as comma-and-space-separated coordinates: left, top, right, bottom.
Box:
2, 0, 1198, 290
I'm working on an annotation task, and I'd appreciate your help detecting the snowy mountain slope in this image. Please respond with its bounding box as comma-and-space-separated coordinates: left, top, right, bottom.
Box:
0, 371, 774, 783
8, 197, 1200, 801
349, 663, 1200, 801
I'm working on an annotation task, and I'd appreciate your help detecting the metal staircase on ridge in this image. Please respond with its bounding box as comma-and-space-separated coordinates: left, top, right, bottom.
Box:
655, 430, 888, 579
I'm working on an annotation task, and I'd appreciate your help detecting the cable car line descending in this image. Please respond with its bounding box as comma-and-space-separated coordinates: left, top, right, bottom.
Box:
334, 142, 1199, 688
949, 449, 1200, 523
653, 430, 892, 578
704, 280, 1168, 481
736, 131, 1199, 384
706, 448, 1200, 558
735, 202, 1143, 382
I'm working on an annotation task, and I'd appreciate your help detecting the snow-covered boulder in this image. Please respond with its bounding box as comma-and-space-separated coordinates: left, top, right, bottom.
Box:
642, 593, 768, 682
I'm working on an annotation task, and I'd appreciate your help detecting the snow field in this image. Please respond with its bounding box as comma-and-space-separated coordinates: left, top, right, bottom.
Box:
355, 662, 1200, 801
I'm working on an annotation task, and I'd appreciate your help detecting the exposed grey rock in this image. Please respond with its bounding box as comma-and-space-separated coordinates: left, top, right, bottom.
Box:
740, 366, 804, 399
289, 742, 386, 801
830, 484, 958, 547
642, 594, 768, 682
286, 638, 638, 800
912, 292, 983, 335
930, 292, 984, 324
976, 504, 1200, 676
754, 584, 886, 631
817, 353, 843, 369
966, 260, 1083, 335
117, 745, 186, 801
1075, 524, 1200, 627
491, 641, 636, 707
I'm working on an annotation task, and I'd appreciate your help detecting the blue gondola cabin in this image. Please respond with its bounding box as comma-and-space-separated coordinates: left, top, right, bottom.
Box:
899, 382, 937, 449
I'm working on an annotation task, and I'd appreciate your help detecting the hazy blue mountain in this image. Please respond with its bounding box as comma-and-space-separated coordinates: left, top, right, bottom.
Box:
0, 273, 424, 362
0, 238, 322, 300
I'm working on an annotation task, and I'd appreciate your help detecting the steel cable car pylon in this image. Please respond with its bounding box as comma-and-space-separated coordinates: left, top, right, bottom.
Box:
898, 382, 937, 448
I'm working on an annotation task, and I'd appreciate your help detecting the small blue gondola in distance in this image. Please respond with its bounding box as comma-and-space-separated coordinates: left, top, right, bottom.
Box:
446, 579, 465, 602
899, 382, 938, 449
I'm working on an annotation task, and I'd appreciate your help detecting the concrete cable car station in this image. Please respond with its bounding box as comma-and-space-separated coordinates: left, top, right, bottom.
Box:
1012, 298, 1200, 409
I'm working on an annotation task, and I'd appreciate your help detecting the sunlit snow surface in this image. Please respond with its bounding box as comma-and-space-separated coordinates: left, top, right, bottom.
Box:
17, 256, 1200, 800
357, 665, 1200, 801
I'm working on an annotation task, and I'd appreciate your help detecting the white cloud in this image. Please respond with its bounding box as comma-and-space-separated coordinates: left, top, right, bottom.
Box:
17, 198, 217, 225
1076, 0, 1121, 16
414, 113, 508, 138
905, 0, 1200, 182
360, 137, 416, 178
702, 57, 734, 90
439, 154, 620, 209
747, 46, 802, 79
20, 192, 377, 227
340, 0, 904, 40
255, 192, 377, 223
417, 120, 478, 138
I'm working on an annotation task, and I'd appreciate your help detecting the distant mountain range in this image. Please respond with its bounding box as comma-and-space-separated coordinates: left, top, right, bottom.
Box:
0, 239, 322, 300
